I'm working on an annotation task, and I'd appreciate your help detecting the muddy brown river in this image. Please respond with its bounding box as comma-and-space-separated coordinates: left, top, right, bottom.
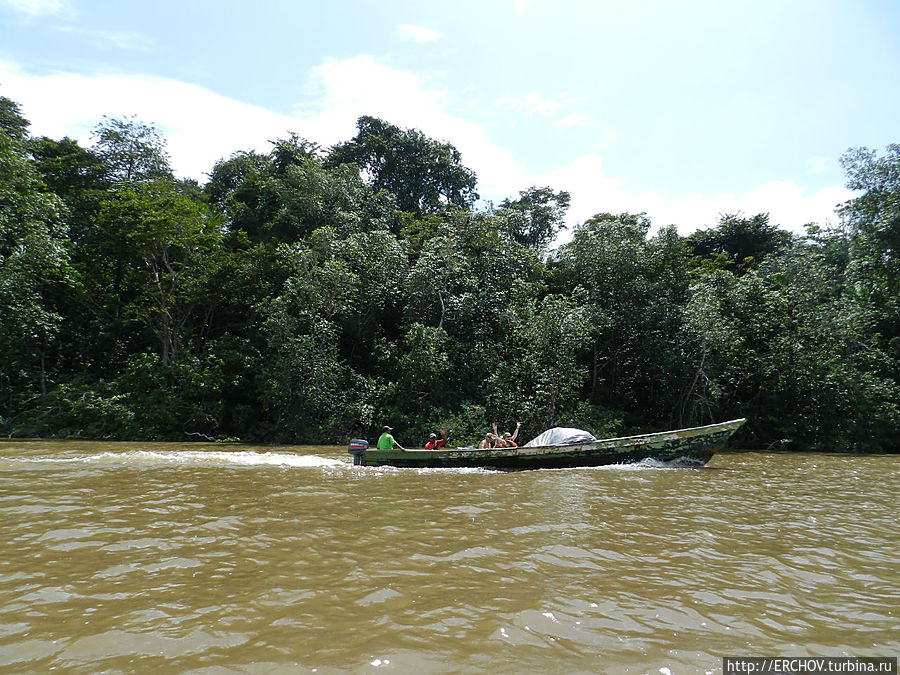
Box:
0, 440, 897, 673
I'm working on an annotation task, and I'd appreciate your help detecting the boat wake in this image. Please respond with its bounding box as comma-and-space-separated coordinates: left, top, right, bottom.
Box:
0, 450, 346, 470
567, 457, 710, 471
658, 456, 712, 468
360, 464, 496, 475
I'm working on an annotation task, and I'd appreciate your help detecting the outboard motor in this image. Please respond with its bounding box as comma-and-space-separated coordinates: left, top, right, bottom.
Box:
348, 439, 369, 466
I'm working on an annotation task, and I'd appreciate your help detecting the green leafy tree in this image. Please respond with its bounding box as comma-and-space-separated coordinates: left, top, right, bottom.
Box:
29, 136, 109, 197
96, 180, 221, 366
207, 137, 396, 245
391, 323, 453, 431
28, 136, 110, 252
839, 144, 900, 341
686, 212, 792, 274
0, 96, 30, 141
486, 295, 591, 432
681, 238, 899, 451
327, 115, 478, 215
255, 237, 388, 441
92, 115, 172, 182
495, 185, 571, 251
402, 217, 471, 330
0, 99, 70, 408
552, 213, 692, 427
205, 150, 276, 242
270, 144, 396, 242
4, 89, 898, 451
399, 210, 545, 419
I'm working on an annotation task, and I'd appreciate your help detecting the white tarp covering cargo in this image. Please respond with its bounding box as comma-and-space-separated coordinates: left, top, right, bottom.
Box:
523, 427, 597, 447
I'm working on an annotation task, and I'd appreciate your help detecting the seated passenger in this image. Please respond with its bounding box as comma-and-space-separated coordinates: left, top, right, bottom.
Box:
492, 421, 522, 447
478, 432, 498, 449
425, 427, 448, 450
377, 425, 406, 451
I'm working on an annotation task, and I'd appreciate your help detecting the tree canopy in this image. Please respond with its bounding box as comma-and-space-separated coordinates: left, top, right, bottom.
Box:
0, 99, 897, 452
327, 115, 478, 215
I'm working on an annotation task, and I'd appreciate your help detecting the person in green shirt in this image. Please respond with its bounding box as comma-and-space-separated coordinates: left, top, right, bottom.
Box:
376, 425, 406, 451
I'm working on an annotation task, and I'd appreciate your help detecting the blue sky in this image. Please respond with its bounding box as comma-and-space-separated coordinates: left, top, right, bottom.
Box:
1, 0, 898, 235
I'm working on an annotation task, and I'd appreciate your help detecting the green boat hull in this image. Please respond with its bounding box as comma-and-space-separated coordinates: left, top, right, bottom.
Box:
357, 419, 746, 470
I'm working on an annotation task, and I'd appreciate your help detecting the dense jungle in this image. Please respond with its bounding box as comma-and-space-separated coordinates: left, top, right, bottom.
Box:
1, 95, 898, 451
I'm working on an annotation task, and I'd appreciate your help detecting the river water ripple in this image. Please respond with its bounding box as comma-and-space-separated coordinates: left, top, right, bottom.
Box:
0, 441, 897, 673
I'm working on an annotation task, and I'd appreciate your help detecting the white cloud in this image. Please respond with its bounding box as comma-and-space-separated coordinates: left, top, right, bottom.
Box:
0, 56, 525, 194
512, 0, 532, 12
296, 55, 527, 196
394, 24, 442, 43
543, 155, 851, 242
0, 57, 849, 235
0, 60, 299, 180
2, 0, 65, 16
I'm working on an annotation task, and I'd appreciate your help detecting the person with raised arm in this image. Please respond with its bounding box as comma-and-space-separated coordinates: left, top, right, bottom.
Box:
492, 421, 522, 447
425, 427, 448, 450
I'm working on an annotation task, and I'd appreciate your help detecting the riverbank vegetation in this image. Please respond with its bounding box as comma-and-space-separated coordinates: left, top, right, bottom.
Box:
1, 95, 898, 451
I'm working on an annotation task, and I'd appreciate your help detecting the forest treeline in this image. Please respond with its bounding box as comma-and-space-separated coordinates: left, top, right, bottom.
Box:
1, 94, 898, 451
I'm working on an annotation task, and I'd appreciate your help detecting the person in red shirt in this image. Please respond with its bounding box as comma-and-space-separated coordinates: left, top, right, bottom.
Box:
425, 427, 448, 450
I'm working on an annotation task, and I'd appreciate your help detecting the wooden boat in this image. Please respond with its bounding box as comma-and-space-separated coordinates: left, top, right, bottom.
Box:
348, 418, 746, 470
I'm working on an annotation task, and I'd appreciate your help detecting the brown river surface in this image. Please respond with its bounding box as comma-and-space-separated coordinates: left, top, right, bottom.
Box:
0, 440, 897, 674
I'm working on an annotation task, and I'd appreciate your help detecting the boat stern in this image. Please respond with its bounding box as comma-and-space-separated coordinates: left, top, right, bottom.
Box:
348, 439, 369, 465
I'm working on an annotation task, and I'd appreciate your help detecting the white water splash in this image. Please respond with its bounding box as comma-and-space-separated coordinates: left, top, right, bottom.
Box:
0, 450, 346, 469
573, 457, 708, 471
